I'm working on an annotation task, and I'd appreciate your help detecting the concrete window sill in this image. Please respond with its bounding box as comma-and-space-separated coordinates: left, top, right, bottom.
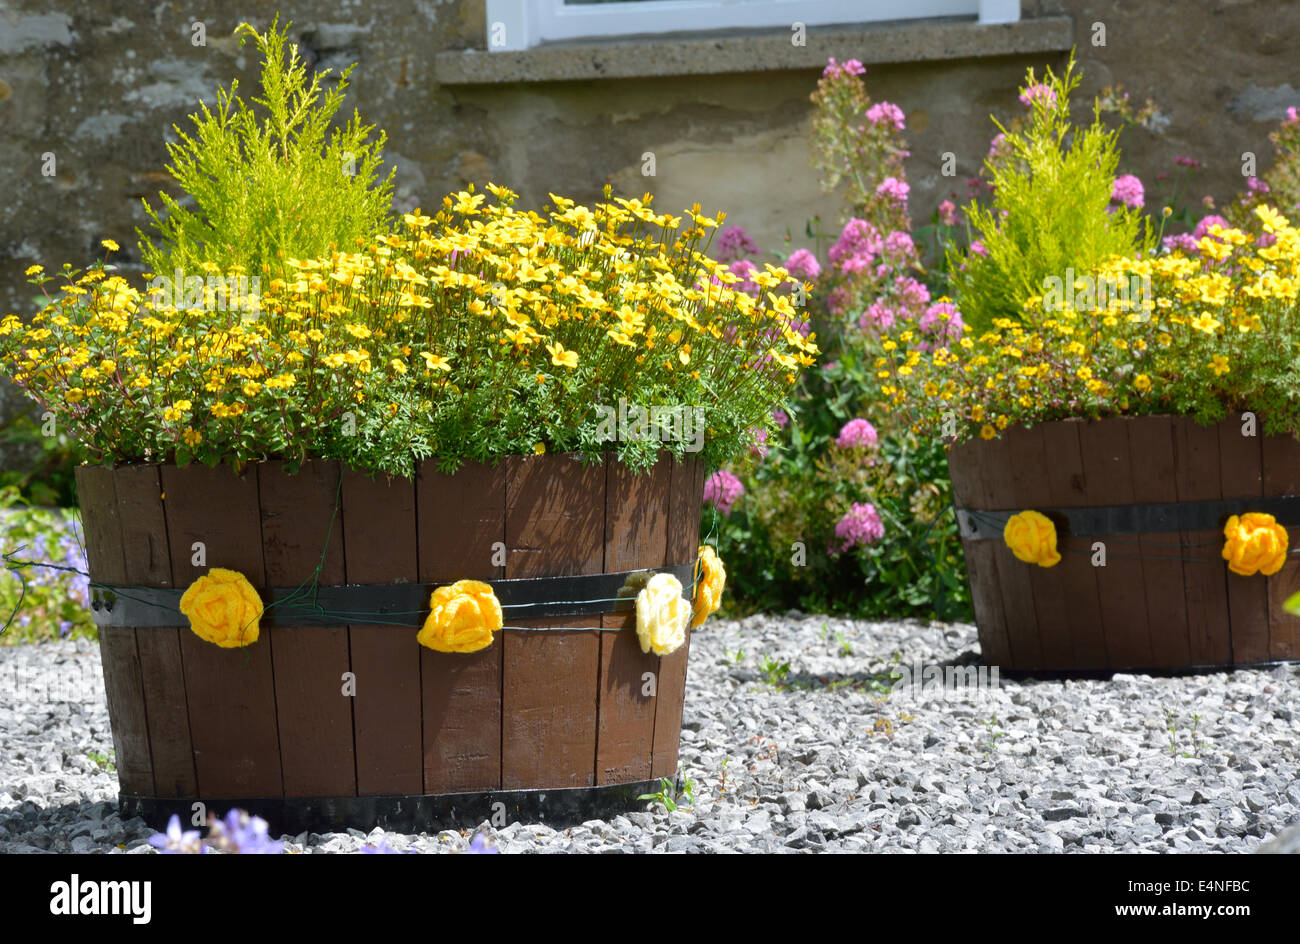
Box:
433, 14, 1074, 85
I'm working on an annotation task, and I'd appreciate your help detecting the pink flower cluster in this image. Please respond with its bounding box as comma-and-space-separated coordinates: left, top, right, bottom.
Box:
918, 301, 964, 347
1111, 174, 1145, 210
876, 176, 910, 203
822, 57, 865, 78
835, 418, 878, 449
714, 225, 760, 262
784, 248, 822, 280
1018, 83, 1056, 108
750, 427, 770, 458
865, 101, 906, 132
703, 470, 744, 516
937, 199, 958, 226
829, 218, 884, 275
835, 502, 885, 552
728, 258, 759, 296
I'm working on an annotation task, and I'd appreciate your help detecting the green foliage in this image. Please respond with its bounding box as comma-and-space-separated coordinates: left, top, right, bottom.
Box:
638, 776, 695, 812
949, 53, 1154, 332
0, 403, 84, 507
138, 16, 395, 282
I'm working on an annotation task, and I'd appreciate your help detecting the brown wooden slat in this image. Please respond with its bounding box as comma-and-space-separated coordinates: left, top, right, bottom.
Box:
502, 454, 604, 789
1172, 416, 1232, 666
976, 434, 1040, 666
1262, 431, 1300, 661
416, 459, 506, 794
1079, 418, 1153, 669
1127, 415, 1191, 667
946, 437, 1013, 668
596, 454, 668, 785
76, 466, 154, 796
114, 465, 194, 798
1219, 414, 1269, 664
259, 460, 356, 798
989, 426, 1052, 670
342, 467, 422, 796
162, 463, 282, 798
652, 452, 704, 779
1039, 419, 1107, 669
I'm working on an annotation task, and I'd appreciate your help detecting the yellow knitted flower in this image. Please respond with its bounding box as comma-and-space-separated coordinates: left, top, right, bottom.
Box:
691, 545, 726, 628
1221, 513, 1288, 577
178, 568, 264, 647
417, 579, 502, 653
635, 573, 690, 655
1003, 510, 1061, 567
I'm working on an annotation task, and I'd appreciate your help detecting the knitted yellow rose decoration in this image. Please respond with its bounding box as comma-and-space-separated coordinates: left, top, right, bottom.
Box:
635, 572, 690, 655
691, 545, 726, 628
179, 568, 264, 648
1003, 510, 1061, 567
1221, 513, 1288, 577
417, 579, 503, 653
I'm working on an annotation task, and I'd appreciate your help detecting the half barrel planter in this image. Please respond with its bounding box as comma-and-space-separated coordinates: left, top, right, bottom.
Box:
947, 414, 1300, 672
75, 451, 707, 833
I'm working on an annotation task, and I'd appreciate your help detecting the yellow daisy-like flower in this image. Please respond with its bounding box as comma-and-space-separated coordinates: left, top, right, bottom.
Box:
182, 428, 202, 447
101, 239, 120, 252
24, 265, 43, 277
1134, 373, 1151, 392
546, 341, 579, 369
1210, 355, 1230, 376
979, 424, 997, 440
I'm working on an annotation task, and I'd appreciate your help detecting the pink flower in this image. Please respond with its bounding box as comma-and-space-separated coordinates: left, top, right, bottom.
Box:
937, 200, 957, 226
875, 177, 910, 203
1174, 155, 1201, 168
835, 418, 878, 449
969, 240, 988, 257
1018, 83, 1056, 107
727, 258, 760, 295
1247, 176, 1271, 194
860, 301, 896, 331
1162, 233, 1199, 253
894, 275, 931, 308
772, 408, 789, 429
843, 59, 865, 76
784, 248, 822, 280
714, 225, 760, 262
750, 427, 770, 459
826, 285, 849, 316
822, 57, 841, 78
1111, 174, 1145, 209
703, 470, 745, 516
987, 132, 1006, 159
835, 502, 885, 552
883, 231, 916, 258
1286, 106, 1300, 125
1193, 214, 1230, 240
1259, 232, 1278, 248
919, 301, 964, 343
865, 101, 905, 132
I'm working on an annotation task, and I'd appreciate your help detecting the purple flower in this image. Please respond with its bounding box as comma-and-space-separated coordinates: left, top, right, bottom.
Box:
1247, 176, 1271, 194
835, 418, 878, 449
703, 470, 745, 516
875, 177, 910, 204
361, 838, 417, 854
987, 132, 1007, 159
714, 225, 760, 262
1162, 233, 1199, 253
727, 258, 760, 296
783, 248, 821, 280
865, 101, 906, 132
204, 808, 283, 855
750, 427, 770, 459
147, 814, 205, 854
1111, 174, 1145, 210
466, 833, 500, 854
1174, 155, 1201, 168
834, 502, 885, 552
772, 408, 789, 429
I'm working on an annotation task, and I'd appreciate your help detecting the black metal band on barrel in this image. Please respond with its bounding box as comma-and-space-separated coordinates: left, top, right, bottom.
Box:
88, 564, 696, 629
955, 495, 1300, 542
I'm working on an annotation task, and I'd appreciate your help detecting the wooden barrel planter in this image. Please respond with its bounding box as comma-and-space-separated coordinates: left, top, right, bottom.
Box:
947, 414, 1300, 673
75, 452, 706, 833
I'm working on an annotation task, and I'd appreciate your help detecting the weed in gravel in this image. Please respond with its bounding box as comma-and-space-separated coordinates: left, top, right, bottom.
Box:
1163, 708, 1203, 758
982, 714, 1005, 755
758, 653, 792, 686
639, 775, 695, 813
87, 749, 115, 772
836, 631, 853, 657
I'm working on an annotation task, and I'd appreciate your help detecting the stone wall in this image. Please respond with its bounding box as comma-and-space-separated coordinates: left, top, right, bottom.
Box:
0, 0, 1296, 438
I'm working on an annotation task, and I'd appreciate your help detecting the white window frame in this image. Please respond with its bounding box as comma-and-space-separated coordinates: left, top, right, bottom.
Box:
485, 0, 1020, 52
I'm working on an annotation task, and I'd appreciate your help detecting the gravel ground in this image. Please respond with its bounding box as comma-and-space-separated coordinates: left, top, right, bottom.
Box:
2, 616, 1298, 853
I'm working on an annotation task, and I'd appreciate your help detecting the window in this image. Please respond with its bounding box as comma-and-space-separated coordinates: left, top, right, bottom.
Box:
485, 0, 1021, 52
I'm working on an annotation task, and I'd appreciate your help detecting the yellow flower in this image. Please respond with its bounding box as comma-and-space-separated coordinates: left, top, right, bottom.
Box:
179, 568, 263, 647
101, 239, 120, 252
24, 265, 43, 276
1210, 354, 1230, 376
182, 428, 202, 447
691, 545, 726, 628
1003, 510, 1061, 568
979, 424, 997, 440
420, 352, 451, 372
1134, 373, 1151, 392
533, 442, 546, 455
634, 572, 690, 655
1221, 513, 1288, 577
546, 341, 579, 369
416, 579, 502, 653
